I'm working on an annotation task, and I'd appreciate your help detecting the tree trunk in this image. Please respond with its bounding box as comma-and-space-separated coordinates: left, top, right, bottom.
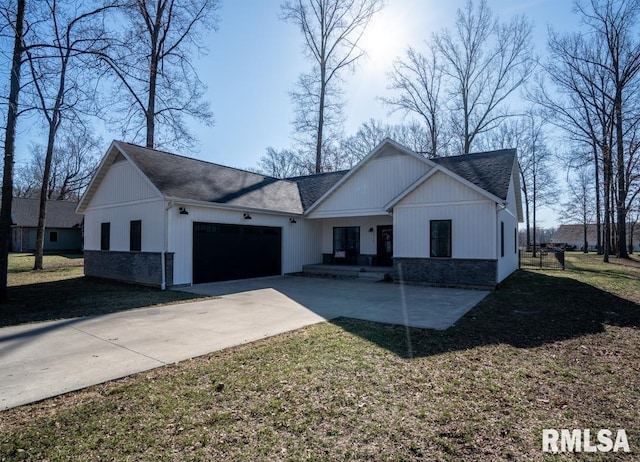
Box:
532, 169, 537, 258
520, 170, 531, 250
146, 9, 160, 149
33, 123, 58, 270
146, 56, 157, 148
315, 65, 327, 174
615, 89, 628, 258
583, 192, 588, 253
34, 53, 68, 270
593, 142, 602, 254
0, 0, 25, 303
462, 88, 470, 154
603, 149, 611, 262
145, 55, 158, 149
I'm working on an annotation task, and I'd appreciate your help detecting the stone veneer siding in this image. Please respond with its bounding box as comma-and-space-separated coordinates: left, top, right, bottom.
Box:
393, 257, 497, 288
84, 250, 174, 288
322, 253, 378, 266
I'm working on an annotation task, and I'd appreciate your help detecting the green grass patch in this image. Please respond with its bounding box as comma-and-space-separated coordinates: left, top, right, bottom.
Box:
0, 253, 639, 460
0, 253, 208, 327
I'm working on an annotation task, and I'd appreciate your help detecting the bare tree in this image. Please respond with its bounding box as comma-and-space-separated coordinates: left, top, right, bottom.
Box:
435, 0, 534, 154
340, 118, 432, 165
559, 165, 596, 252
281, 0, 382, 173
577, 0, 640, 259
540, 0, 640, 261
386, 0, 534, 156
257, 147, 305, 179
15, 131, 101, 200
99, 0, 220, 149
23, 0, 113, 270
481, 112, 557, 252
383, 45, 448, 158
539, 29, 613, 258
0, 0, 25, 303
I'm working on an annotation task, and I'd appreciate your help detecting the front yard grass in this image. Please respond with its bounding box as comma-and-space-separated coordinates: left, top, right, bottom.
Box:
0, 253, 639, 460
0, 253, 207, 327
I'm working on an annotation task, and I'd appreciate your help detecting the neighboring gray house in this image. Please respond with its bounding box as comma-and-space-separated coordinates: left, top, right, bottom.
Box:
552, 223, 640, 252
11, 198, 83, 252
77, 139, 523, 289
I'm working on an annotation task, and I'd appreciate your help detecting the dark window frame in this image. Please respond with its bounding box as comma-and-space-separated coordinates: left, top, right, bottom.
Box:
501, 221, 505, 257
333, 226, 361, 255
49, 230, 58, 243
130, 220, 142, 252
430, 220, 452, 258
100, 222, 110, 251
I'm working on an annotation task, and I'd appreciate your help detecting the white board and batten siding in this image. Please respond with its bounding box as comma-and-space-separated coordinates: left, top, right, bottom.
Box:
168, 205, 322, 286
497, 174, 520, 282
83, 160, 166, 252
393, 171, 497, 260
309, 147, 433, 218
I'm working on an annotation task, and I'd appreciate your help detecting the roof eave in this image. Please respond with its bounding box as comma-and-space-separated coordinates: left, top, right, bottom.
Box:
165, 196, 305, 217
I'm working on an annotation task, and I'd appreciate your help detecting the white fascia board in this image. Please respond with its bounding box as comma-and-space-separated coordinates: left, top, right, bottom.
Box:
384, 167, 441, 211
83, 197, 164, 211
165, 196, 305, 217
512, 158, 525, 222
305, 208, 392, 219
303, 138, 435, 216
385, 165, 506, 212
393, 198, 495, 209
76, 140, 120, 214
76, 141, 164, 214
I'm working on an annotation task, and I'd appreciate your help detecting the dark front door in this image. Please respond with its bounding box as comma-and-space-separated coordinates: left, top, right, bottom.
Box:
193, 222, 282, 284
376, 225, 393, 266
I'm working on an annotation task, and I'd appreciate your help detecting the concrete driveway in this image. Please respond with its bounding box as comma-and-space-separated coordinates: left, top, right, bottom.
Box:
0, 276, 488, 410
177, 276, 488, 330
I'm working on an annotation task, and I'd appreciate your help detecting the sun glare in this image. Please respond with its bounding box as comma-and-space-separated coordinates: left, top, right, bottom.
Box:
359, 9, 408, 69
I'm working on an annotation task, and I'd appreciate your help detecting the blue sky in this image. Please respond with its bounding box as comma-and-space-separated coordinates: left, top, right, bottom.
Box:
195, 0, 576, 172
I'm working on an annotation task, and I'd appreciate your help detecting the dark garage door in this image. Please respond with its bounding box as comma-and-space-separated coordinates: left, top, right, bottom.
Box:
193, 222, 282, 284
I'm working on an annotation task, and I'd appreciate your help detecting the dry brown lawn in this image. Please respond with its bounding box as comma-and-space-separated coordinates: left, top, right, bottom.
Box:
0, 253, 638, 461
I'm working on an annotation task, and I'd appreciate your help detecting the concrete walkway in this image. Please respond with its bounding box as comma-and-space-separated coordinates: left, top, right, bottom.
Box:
0, 277, 488, 410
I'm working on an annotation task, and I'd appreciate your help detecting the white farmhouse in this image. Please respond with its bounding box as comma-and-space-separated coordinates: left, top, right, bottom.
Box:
77, 138, 523, 289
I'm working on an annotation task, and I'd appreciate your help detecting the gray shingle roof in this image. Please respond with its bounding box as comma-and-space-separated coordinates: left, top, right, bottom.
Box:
120, 143, 304, 214
111, 142, 516, 215
11, 197, 82, 228
432, 149, 516, 200
288, 170, 349, 210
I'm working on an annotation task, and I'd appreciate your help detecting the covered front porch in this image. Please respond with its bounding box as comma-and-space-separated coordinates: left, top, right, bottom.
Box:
312, 216, 394, 267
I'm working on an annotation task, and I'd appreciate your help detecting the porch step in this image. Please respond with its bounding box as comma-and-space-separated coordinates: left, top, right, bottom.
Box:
301, 264, 392, 282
